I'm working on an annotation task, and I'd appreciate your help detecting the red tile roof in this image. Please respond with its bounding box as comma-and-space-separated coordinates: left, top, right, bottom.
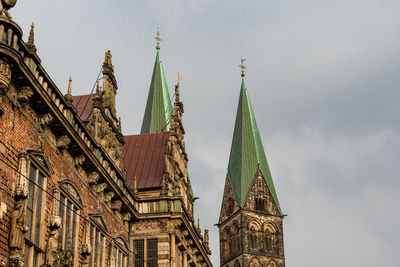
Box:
123, 132, 170, 190
72, 94, 94, 121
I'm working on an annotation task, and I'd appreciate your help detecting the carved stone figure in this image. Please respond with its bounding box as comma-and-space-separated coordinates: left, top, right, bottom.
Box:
39, 113, 53, 127
111, 200, 122, 211
0, 0, 16, 18
0, 60, 11, 95
16, 86, 33, 103
87, 171, 99, 185
45, 228, 59, 265
9, 199, 28, 257
57, 135, 71, 149
0, 0, 16, 10
104, 191, 114, 203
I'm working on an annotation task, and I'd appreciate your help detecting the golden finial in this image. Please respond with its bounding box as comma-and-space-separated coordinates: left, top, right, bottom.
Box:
239, 57, 246, 77
154, 28, 162, 50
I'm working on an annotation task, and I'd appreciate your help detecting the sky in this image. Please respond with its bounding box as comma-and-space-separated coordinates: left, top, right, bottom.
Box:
12, 0, 400, 266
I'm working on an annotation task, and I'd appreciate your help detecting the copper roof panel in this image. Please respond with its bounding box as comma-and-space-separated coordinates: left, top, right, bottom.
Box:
72, 94, 94, 121
123, 132, 169, 190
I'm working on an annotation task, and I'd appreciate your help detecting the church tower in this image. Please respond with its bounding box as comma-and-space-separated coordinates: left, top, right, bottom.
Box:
218, 60, 285, 267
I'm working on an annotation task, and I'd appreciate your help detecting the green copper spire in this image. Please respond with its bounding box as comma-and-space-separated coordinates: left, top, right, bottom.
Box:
227, 75, 281, 213
141, 31, 173, 134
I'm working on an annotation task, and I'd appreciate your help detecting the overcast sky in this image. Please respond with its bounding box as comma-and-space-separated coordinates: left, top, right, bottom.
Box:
12, 0, 400, 266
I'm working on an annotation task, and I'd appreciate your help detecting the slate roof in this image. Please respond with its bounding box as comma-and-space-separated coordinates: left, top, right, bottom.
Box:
227, 78, 281, 212
123, 132, 170, 190
140, 50, 173, 134
72, 94, 94, 121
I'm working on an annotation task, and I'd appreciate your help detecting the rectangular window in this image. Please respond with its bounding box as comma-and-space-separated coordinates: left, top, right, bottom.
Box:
112, 245, 127, 267
58, 192, 79, 256
134, 239, 144, 267
90, 224, 105, 267
147, 238, 158, 266
24, 163, 46, 267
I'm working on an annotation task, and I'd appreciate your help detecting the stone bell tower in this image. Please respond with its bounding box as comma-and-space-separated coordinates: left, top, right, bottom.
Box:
218, 59, 285, 267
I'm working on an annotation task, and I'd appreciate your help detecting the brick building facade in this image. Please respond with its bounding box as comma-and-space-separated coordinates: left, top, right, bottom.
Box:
0, 2, 212, 266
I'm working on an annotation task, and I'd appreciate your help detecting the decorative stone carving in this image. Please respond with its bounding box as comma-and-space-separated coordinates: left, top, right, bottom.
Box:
75, 155, 85, 167
63, 183, 79, 200
87, 171, 99, 185
45, 228, 59, 265
104, 191, 114, 203
14, 153, 28, 198
9, 198, 28, 258
16, 86, 33, 103
111, 200, 122, 211
56, 135, 71, 150
95, 183, 107, 194
122, 212, 131, 222
0, 59, 11, 95
39, 113, 53, 127
204, 229, 210, 253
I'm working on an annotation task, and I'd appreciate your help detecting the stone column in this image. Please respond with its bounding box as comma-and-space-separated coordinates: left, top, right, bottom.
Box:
170, 233, 176, 267
183, 252, 187, 267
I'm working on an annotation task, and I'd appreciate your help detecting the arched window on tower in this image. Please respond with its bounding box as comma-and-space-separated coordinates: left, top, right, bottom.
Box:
255, 197, 266, 212
232, 222, 240, 255
223, 227, 231, 259
263, 223, 278, 254
249, 227, 257, 249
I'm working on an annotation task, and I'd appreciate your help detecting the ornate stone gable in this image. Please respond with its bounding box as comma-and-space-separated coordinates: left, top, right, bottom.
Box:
162, 84, 194, 215
243, 170, 280, 216
218, 175, 240, 225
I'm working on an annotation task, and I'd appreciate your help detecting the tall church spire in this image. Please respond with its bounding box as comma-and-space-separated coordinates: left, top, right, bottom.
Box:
227, 61, 281, 212
140, 29, 172, 134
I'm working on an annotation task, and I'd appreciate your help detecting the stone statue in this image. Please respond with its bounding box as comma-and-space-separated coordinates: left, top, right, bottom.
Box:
9, 199, 28, 257
204, 229, 209, 244
45, 228, 59, 265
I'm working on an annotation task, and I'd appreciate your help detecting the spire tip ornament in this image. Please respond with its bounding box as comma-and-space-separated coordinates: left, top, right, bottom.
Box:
239, 57, 247, 77
65, 77, 73, 104
154, 28, 162, 50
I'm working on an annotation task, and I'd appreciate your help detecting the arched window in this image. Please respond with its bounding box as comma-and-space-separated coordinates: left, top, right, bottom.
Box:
255, 197, 265, 212
263, 223, 277, 253
232, 222, 240, 255
249, 227, 257, 249
111, 236, 129, 267
58, 179, 84, 264
223, 227, 231, 259
234, 260, 241, 267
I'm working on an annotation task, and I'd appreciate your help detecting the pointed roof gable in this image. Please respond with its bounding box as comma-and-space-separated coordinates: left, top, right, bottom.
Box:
227, 78, 281, 212
140, 50, 173, 134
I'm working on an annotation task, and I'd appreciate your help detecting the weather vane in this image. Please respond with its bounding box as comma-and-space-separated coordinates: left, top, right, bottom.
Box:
239, 57, 247, 77
154, 28, 162, 50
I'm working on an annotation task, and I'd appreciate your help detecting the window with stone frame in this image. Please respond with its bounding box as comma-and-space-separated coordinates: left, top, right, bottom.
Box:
255, 197, 265, 212
111, 237, 129, 267
147, 238, 158, 266
249, 227, 257, 249
57, 180, 83, 264
134, 238, 158, 267
89, 223, 106, 267
24, 162, 47, 267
